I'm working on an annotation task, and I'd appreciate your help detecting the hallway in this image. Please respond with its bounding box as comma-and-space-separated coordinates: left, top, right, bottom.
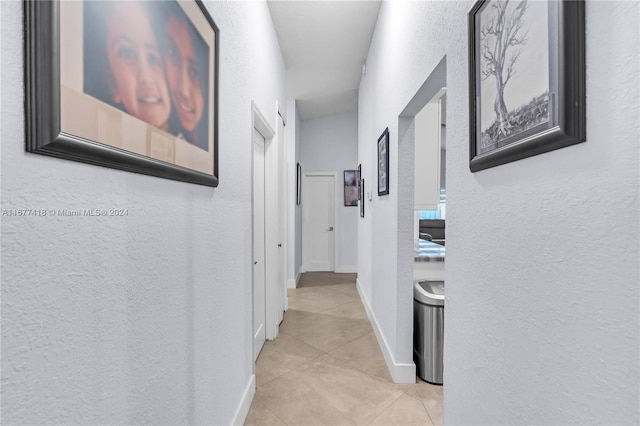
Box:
246, 273, 442, 425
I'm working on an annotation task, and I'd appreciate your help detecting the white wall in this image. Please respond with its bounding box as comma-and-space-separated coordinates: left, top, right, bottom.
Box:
0, 1, 286, 424
359, 1, 639, 424
301, 110, 359, 272
286, 100, 303, 286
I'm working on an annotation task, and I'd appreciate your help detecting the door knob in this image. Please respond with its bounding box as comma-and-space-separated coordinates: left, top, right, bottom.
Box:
278, 244, 282, 247
328, 226, 334, 231
254, 261, 257, 265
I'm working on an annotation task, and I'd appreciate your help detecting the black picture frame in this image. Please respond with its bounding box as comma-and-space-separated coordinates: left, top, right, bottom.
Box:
296, 162, 302, 205
357, 164, 362, 201
468, 0, 585, 172
343, 170, 358, 207
377, 128, 389, 196
24, 0, 220, 186
359, 179, 365, 218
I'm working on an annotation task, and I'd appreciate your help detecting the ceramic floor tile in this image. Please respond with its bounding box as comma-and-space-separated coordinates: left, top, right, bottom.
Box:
288, 285, 360, 313
369, 393, 433, 426
256, 371, 356, 425
255, 332, 323, 387
323, 299, 368, 320
406, 379, 443, 425
423, 397, 443, 426
250, 273, 434, 426
273, 355, 407, 424
288, 312, 373, 352
244, 398, 286, 425
328, 332, 392, 382
298, 272, 357, 287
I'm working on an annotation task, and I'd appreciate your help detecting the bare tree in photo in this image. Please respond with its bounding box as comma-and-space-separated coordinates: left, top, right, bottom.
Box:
481, 0, 528, 137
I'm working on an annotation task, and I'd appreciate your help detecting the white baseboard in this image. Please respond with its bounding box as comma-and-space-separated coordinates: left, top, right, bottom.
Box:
335, 265, 357, 273
231, 374, 256, 425
356, 278, 416, 384
288, 269, 302, 289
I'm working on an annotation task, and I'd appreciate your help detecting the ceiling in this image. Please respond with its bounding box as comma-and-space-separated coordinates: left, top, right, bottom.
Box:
267, 1, 382, 121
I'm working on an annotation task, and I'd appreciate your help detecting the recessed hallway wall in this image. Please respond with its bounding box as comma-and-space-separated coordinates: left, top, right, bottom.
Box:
358, 0, 639, 424
300, 110, 359, 273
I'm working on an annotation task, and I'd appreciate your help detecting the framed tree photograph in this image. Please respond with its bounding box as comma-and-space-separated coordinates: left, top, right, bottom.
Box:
359, 179, 365, 218
377, 128, 389, 196
468, 0, 585, 172
24, 0, 219, 186
344, 170, 359, 207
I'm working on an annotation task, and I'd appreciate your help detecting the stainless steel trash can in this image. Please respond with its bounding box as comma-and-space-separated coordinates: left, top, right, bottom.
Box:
413, 280, 444, 385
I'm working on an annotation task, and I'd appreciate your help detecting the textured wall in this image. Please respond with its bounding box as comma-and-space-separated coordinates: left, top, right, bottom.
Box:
301, 110, 359, 272
286, 100, 303, 283
294, 103, 303, 278
359, 0, 639, 424
1, 1, 286, 424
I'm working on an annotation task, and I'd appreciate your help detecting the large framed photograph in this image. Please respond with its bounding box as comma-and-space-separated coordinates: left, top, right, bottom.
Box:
344, 170, 359, 207
377, 128, 389, 196
468, 0, 585, 172
24, 0, 219, 186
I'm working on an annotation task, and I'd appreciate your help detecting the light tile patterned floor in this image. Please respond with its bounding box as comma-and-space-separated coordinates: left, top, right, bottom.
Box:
245, 272, 442, 426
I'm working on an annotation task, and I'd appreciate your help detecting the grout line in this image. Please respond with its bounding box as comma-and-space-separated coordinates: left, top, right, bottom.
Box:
365, 391, 407, 425
422, 398, 437, 426
250, 396, 289, 426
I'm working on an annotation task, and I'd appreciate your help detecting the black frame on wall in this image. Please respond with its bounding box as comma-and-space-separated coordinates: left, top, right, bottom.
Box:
377, 128, 389, 196
468, 0, 585, 172
24, 0, 220, 186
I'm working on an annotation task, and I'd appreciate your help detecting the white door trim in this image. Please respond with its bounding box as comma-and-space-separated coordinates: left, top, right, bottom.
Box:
275, 102, 288, 315
301, 172, 338, 272
251, 102, 276, 362
252, 128, 266, 361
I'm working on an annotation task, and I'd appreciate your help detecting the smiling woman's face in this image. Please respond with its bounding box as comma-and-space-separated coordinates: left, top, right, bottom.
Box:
106, 2, 171, 130
164, 17, 204, 133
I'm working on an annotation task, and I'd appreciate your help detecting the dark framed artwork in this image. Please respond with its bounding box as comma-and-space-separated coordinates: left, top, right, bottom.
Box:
343, 170, 358, 207
359, 179, 365, 218
24, 0, 219, 186
468, 0, 585, 172
357, 164, 362, 201
377, 128, 389, 196
296, 162, 302, 205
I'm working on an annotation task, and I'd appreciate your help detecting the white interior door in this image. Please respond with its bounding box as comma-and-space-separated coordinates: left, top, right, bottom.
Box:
252, 128, 266, 361
303, 174, 335, 271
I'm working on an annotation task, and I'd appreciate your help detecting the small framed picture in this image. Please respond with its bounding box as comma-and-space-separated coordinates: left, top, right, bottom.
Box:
357, 164, 362, 201
377, 128, 389, 196
344, 170, 359, 207
24, 0, 219, 186
468, 0, 585, 172
359, 179, 365, 218
296, 162, 302, 205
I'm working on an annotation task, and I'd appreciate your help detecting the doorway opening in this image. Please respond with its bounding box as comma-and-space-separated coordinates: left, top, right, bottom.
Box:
397, 56, 447, 384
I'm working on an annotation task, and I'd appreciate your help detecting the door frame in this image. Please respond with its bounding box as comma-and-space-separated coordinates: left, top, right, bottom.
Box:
301, 172, 338, 272
251, 127, 267, 362
275, 103, 288, 314
251, 101, 276, 361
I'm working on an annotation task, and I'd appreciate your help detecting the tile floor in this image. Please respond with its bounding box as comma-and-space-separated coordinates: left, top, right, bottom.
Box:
245, 272, 442, 425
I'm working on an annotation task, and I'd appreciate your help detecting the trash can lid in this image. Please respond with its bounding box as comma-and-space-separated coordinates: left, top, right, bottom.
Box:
414, 280, 444, 306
